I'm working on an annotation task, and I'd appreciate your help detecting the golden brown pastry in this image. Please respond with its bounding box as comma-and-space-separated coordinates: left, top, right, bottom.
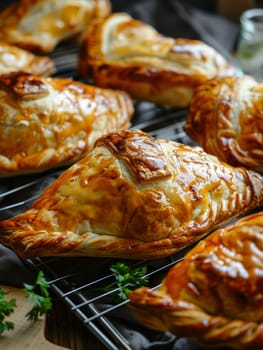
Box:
184, 75, 263, 173
0, 71, 133, 177
78, 12, 236, 108
0, 129, 263, 260
0, 0, 111, 53
129, 210, 263, 350
0, 41, 54, 76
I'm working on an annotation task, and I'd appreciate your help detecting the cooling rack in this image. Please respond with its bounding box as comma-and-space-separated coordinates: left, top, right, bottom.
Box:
0, 43, 210, 350
0, 106, 196, 350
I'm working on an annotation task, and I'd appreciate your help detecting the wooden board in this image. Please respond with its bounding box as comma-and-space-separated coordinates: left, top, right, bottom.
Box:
0, 285, 69, 350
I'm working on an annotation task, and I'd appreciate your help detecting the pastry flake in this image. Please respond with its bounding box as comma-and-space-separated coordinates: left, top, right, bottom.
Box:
184, 75, 263, 173
0, 71, 133, 177
129, 210, 263, 349
0, 41, 54, 76
0, 0, 111, 53
78, 12, 236, 108
0, 129, 263, 259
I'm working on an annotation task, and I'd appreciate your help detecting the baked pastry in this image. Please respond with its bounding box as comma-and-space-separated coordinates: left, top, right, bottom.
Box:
0, 0, 111, 53
129, 210, 263, 349
0, 129, 263, 259
0, 41, 54, 76
78, 12, 236, 108
184, 75, 263, 173
0, 71, 133, 177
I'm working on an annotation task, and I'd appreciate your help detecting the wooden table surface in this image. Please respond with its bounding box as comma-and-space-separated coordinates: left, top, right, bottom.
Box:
0, 285, 107, 350
45, 293, 108, 350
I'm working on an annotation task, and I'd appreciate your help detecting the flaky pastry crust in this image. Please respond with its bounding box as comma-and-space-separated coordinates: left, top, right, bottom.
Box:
129, 211, 263, 349
0, 41, 54, 76
184, 75, 263, 173
78, 12, 236, 108
0, 0, 111, 53
0, 129, 263, 259
0, 71, 133, 177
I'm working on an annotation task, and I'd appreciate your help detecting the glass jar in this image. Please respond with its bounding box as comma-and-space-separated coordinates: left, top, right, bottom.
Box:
236, 8, 263, 80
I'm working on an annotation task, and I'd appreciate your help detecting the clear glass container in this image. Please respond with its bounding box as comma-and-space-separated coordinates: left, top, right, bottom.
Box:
236, 8, 263, 80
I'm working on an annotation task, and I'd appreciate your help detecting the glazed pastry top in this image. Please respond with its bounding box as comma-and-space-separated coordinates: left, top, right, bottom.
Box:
129, 211, 263, 349
0, 41, 54, 76
0, 71, 133, 176
0, 129, 263, 260
0, 0, 111, 53
184, 75, 263, 173
78, 13, 235, 107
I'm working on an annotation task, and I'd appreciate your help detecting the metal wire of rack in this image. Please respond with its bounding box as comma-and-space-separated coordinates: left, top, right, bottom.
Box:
0, 43, 198, 350
24, 251, 189, 350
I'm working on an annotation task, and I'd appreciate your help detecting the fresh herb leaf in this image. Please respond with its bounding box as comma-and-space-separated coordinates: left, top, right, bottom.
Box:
104, 262, 149, 301
0, 288, 16, 334
23, 271, 52, 322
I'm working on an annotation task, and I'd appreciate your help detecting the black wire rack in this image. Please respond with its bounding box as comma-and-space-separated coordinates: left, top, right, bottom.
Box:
0, 44, 202, 350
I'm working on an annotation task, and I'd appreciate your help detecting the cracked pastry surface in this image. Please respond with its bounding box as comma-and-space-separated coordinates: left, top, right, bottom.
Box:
0, 41, 54, 76
0, 71, 133, 177
129, 210, 263, 349
0, 129, 263, 259
184, 75, 263, 173
0, 0, 111, 53
78, 12, 236, 108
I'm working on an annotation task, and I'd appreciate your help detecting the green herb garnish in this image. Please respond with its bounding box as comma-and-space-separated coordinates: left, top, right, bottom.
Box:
0, 288, 16, 334
104, 262, 149, 301
23, 270, 52, 322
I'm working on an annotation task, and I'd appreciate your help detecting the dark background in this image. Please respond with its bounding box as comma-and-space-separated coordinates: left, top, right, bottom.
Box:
0, 0, 216, 13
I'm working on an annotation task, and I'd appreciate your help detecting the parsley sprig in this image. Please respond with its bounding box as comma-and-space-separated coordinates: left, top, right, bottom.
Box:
0, 271, 52, 335
23, 270, 52, 322
104, 262, 149, 301
0, 288, 16, 334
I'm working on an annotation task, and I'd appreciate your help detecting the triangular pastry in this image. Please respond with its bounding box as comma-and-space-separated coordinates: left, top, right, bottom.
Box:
0, 0, 111, 53
0, 41, 54, 76
0, 71, 133, 177
129, 210, 263, 349
78, 12, 236, 108
0, 129, 263, 259
184, 75, 263, 173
